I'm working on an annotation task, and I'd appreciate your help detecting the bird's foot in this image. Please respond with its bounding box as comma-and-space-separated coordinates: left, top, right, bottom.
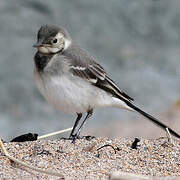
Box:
60, 134, 81, 143
61, 135, 95, 143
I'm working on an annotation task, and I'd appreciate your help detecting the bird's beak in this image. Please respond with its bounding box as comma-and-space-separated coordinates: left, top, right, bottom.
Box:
33, 41, 43, 48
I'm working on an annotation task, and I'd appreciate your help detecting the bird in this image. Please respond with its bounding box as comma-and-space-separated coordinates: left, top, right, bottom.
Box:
33, 24, 180, 141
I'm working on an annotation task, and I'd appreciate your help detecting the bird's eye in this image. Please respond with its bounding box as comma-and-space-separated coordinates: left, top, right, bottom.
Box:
52, 38, 58, 44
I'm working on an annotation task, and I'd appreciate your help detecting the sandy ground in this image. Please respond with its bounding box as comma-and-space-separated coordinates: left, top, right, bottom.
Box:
0, 103, 180, 179
0, 136, 180, 180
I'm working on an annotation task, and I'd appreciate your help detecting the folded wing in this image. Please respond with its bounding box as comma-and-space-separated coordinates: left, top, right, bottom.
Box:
70, 60, 133, 102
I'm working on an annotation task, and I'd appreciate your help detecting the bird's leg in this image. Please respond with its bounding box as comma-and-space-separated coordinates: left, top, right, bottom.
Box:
76, 109, 93, 137
69, 113, 82, 139
72, 109, 93, 142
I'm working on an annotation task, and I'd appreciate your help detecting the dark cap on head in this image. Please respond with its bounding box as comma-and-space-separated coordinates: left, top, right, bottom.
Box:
37, 24, 71, 40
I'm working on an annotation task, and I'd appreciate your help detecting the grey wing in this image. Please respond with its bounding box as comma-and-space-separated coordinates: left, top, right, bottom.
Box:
69, 59, 134, 102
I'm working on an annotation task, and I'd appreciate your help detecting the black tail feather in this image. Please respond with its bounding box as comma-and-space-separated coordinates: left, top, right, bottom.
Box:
126, 101, 180, 139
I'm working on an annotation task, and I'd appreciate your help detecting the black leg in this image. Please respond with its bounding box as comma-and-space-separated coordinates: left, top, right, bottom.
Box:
69, 113, 82, 139
75, 109, 93, 138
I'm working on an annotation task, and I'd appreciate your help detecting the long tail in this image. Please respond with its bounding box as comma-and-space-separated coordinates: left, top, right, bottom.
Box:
125, 101, 180, 138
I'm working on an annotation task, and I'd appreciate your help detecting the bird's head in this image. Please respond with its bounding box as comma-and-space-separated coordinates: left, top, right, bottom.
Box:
33, 25, 72, 54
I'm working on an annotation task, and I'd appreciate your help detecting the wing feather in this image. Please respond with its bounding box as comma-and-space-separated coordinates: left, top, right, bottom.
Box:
70, 62, 133, 102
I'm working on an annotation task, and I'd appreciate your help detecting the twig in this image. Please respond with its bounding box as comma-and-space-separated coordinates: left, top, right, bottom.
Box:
110, 171, 149, 180
165, 127, 174, 145
38, 127, 73, 140
96, 144, 120, 157
0, 139, 64, 178
97, 144, 118, 154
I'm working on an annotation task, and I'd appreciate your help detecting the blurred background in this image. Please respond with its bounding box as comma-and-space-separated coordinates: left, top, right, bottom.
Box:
0, 0, 180, 140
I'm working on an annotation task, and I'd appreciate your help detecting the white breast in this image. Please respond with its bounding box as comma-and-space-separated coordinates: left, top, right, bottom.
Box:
34, 69, 97, 113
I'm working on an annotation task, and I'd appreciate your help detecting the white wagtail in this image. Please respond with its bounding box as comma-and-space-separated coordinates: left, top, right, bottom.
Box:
33, 25, 180, 141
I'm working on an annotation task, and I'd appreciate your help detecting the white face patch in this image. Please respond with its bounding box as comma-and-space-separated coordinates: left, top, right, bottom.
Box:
55, 32, 63, 40
47, 47, 60, 53
38, 46, 50, 54
53, 32, 71, 51
38, 46, 60, 54
64, 39, 71, 50
37, 32, 72, 54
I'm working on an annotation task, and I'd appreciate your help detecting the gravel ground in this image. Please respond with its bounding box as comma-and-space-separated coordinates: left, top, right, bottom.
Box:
0, 137, 180, 179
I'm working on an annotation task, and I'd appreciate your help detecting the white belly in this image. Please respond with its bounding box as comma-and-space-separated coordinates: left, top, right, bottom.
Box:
34, 69, 132, 114
35, 70, 102, 113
